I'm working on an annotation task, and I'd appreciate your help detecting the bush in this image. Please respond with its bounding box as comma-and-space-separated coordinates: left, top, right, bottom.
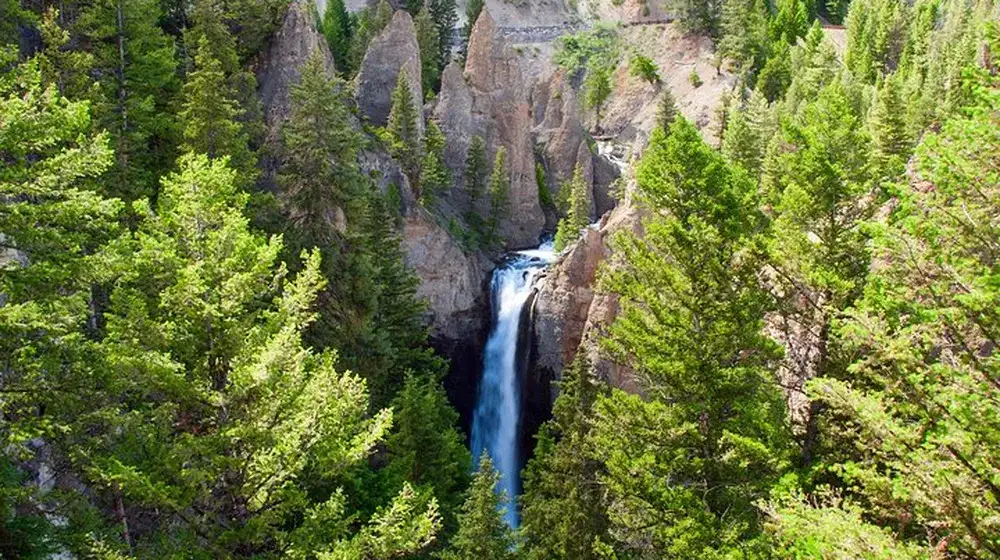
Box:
689, 69, 703, 87
629, 53, 661, 85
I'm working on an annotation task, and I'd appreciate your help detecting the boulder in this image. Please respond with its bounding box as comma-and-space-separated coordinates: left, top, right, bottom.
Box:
354, 10, 423, 134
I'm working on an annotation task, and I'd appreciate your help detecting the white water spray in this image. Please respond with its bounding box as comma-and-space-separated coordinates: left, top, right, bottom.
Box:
471, 240, 555, 529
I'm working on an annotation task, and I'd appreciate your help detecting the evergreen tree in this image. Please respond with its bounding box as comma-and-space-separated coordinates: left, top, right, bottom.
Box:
37, 8, 95, 102
584, 65, 612, 132
756, 40, 792, 102
438, 455, 518, 560
179, 35, 256, 184
521, 356, 609, 560
464, 136, 488, 204
553, 166, 590, 252
387, 73, 424, 189
766, 79, 874, 463
667, 0, 721, 36
277, 52, 373, 364
656, 89, 678, 133
722, 90, 776, 178
428, 0, 458, 68
76, 0, 180, 202
868, 72, 911, 178
420, 121, 452, 207
718, 0, 770, 76
770, 0, 810, 44
415, 3, 443, 95
485, 146, 510, 248
323, 0, 353, 74
383, 374, 472, 533
808, 61, 1000, 557
594, 118, 790, 557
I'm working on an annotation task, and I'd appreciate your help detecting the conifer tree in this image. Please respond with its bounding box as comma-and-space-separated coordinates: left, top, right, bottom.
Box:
464, 136, 488, 204
553, 166, 590, 252
37, 8, 95, 102
718, 0, 770, 75
348, 0, 393, 77
428, 0, 458, 67
323, 0, 353, 74
485, 147, 510, 248
387, 73, 423, 188
656, 89, 678, 133
594, 118, 790, 557
584, 65, 612, 132
420, 121, 452, 207
722, 90, 776, 178
76, 0, 180, 202
521, 356, 609, 560
868, 72, 911, 178
415, 3, 442, 95
756, 40, 792, 102
438, 455, 518, 560
667, 0, 721, 36
179, 35, 256, 184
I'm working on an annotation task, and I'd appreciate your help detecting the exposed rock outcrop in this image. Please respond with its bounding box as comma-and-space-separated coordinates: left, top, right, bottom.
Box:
531, 198, 643, 395
354, 10, 423, 135
433, 9, 545, 248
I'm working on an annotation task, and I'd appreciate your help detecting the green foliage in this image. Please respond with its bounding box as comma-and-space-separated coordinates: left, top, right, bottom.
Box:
687, 69, 703, 88
415, 3, 442, 96
656, 89, 678, 132
427, 0, 458, 69
387, 73, 424, 187
595, 118, 791, 557
464, 135, 488, 209
438, 455, 518, 560
553, 166, 590, 252
628, 52, 660, 85
667, 0, 722, 36
485, 146, 511, 249
420, 121, 452, 206
76, 0, 180, 202
765, 490, 930, 559
811, 65, 1000, 558
179, 35, 256, 184
37, 8, 96, 102
553, 26, 620, 76
868, 72, 911, 178
722, 89, 776, 177
521, 356, 609, 560
718, 0, 771, 76
535, 162, 556, 211
584, 65, 613, 129
323, 0, 353, 74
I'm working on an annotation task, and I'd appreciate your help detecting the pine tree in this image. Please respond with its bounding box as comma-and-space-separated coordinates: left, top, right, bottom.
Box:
584, 65, 612, 132
464, 135, 488, 207
667, 0, 722, 36
770, 0, 810, 44
718, 0, 770, 75
278, 52, 373, 360
553, 166, 590, 252
428, 0, 458, 68
348, 0, 393, 77
438, 455, 518, 560
868, 72, 911, 178
656, 89, 678, 133
420, 121, 452, 207
521, 356, 609, 560
76, 0, 180, 202
415, 3, 442, 95
485, 147, 510, 248
387, 73, 424, 189
179, 35, 256, 183
594, 118, 790, 557
383, 374, 472, 533
722, 90, 776, 178
37, 8, 95, 102
323, 0, 353, 74
756, 40, 792, 102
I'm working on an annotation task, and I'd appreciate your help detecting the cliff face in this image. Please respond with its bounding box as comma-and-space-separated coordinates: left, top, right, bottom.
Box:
531, 198, 642, 395
433, 10, 545, 249
354, 10, 424, 136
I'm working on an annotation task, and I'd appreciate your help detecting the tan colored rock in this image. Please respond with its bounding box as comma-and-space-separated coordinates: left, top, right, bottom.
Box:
402, 207, 492, 342
531, 198, 642, 392
354, 10, 423, 134
434, 9, 544, 248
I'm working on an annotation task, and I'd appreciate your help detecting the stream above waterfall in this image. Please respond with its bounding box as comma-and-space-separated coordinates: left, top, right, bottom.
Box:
470, 240, 556, 529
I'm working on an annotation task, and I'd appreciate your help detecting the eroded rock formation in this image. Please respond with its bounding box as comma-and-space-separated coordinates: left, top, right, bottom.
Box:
354, 9, 424, 135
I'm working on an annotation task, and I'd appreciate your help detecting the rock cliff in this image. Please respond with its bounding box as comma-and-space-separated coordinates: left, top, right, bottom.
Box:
433, 9, 545, 248
354, 10, 424, 135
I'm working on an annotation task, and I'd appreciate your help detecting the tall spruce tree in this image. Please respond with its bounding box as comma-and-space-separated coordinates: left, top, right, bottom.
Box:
387, 73, 423, 189
420, 121, 452, 207
553, 166, 590, 252
415, 3, 442, 95
485, 146, 510, 248
463, 0, 485, 44
427, 0, 458, 68
438, 455, 519, 560
868, 72, 911, 178
76, 0, 180, 202
593, 118, 791, 557
323, 0, 353, 74
521, 356, 609, 560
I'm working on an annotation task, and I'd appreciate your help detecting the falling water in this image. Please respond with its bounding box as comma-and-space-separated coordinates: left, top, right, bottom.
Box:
471, 240, 556, 529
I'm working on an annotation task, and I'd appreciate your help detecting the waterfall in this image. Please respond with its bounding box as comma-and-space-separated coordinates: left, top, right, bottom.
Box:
471, 240, 555, 529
